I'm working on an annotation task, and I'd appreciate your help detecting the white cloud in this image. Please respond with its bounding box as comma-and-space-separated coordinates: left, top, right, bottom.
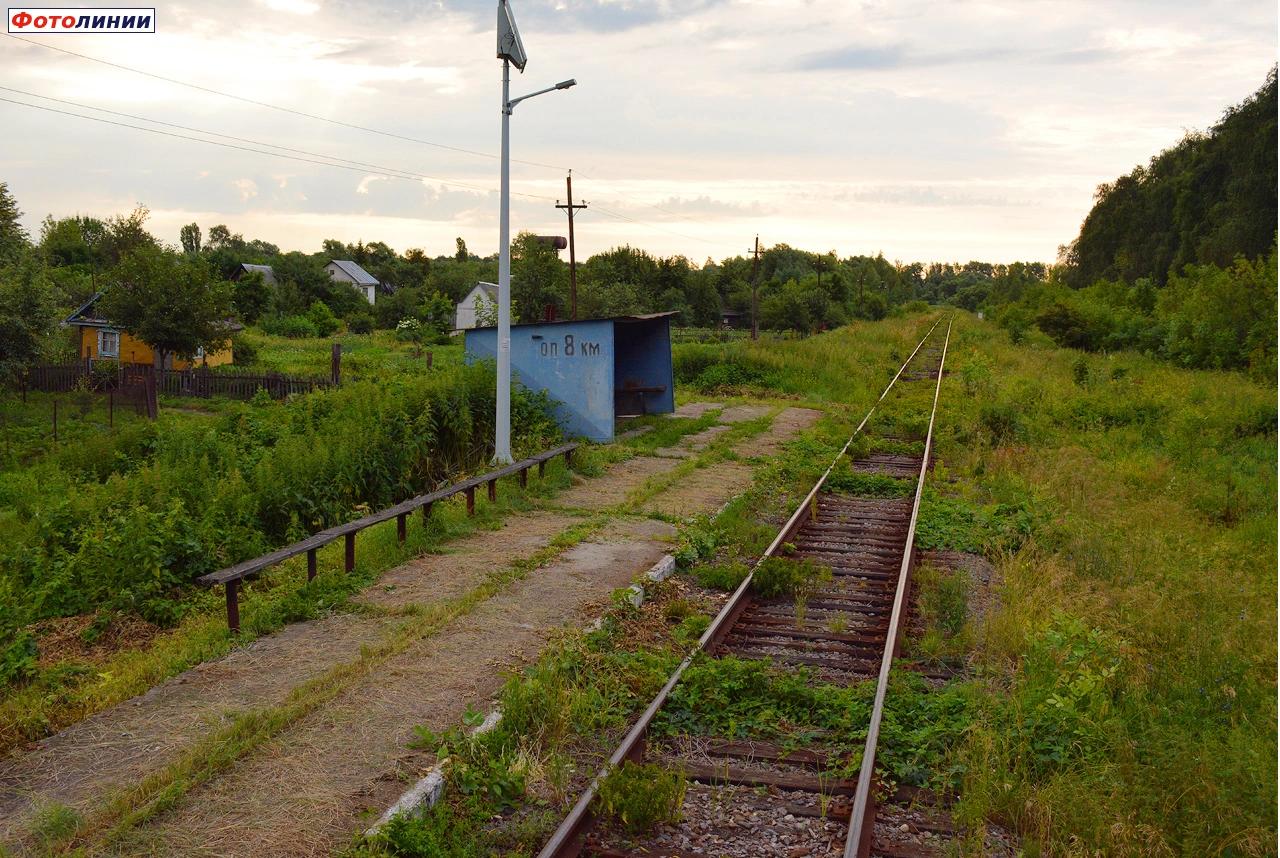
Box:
258, 0, 320, 14
1, 0, 1273, 263
232, 178, 259, 201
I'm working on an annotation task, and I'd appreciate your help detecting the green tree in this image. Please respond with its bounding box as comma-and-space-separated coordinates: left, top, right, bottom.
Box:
179, 223, 202, 255
455, 237, 469, 262
421, 291, 455, 335
1064, 70, 1276, 287
306, 300, 340, 337
1157, 252, 1278, 374
232, 270, 270, 323
511, 231, 567, 320
98, 247, 235, 367
103, 206, 158, 264
0, 181, 28, 267
0, 258, 55, 381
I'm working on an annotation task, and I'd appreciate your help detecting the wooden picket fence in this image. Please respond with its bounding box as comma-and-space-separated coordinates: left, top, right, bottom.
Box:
23, 361, 331, 404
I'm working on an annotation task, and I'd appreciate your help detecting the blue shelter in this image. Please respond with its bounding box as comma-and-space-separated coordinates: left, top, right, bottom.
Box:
465, 312, 676, 441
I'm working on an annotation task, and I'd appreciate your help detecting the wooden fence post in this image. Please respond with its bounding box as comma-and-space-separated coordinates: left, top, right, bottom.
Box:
226, 581, 240, 634
146, 367, 158, 420
331, 342, 342, 386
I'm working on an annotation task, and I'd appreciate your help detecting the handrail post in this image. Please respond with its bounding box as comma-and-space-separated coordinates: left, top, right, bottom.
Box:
397, 512, 407, 543
487, 478, 497, 503
465, 486, 475, 516
538, 459, 546, 479
422, 501, 433, 523
226, 580, 240, 634
307, 548, 317, 582
344, 532, 356, 572
520, 466, 528, 488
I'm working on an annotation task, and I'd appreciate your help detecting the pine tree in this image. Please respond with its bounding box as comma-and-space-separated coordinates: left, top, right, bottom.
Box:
0, 182, 29, 266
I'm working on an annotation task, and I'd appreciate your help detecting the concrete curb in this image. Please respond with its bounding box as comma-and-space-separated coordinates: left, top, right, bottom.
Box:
367, 554, 674, 838
365, 709, 503, 838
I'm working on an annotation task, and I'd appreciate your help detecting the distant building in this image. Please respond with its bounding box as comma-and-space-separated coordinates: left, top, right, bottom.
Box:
233, 263, 277, 286
64, 292, 238, 369
325, 260, 379, 305
720, 309, 746, 328
455, 282, 499, 330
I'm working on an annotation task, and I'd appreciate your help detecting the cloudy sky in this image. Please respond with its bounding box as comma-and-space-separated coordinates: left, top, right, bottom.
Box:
1, 0, 1274, 263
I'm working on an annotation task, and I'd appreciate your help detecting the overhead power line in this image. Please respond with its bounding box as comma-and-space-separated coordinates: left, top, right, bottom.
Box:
6, 32, 721, 231
4, 32, 567, 171
0, 85, 528, 196
0, 92, 721, 247
0, 94, 564, 201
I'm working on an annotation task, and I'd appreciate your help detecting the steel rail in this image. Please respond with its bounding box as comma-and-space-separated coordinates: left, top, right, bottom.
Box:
845, 315, 954, 857
535, 316, 947, 858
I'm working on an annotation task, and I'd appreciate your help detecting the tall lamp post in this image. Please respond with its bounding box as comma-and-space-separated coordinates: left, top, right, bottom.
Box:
494, 0, 575, 463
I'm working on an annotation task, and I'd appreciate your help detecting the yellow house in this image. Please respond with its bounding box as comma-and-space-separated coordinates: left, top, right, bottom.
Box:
65, 293, 236, 369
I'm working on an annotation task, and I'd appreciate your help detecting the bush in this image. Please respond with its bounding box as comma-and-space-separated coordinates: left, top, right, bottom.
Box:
692, 362, 765, 390
825, 470, 914, 497
306, 301, 340, 337
597, 761, 686, 834
750, 556, 831, 599
693, 562, 749, 591
260, 314, 317, 338
979, 400, 1026, 445
230, 333, 257, 365
346, 313, 374, 334
0, 363, 562, 644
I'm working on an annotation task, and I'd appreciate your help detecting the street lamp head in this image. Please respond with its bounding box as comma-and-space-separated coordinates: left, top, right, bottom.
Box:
555, 79, 577, 90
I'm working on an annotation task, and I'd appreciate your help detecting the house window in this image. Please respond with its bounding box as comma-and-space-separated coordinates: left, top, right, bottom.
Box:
98, 330, 120, 358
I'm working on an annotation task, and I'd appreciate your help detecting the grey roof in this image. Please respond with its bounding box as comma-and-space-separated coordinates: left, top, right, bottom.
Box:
328, 259, 379, 286
475, 281, 499, 301
238, 263, 277, 285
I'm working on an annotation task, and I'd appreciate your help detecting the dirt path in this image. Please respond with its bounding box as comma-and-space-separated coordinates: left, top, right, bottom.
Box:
0, 401, 824, 856
109, 519, 677, 857
644, 407, 823, 519
0, 514, 577, 851
553, 455, 682, 510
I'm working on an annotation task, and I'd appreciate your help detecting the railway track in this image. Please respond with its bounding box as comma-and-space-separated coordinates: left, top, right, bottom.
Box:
535, 317, 958, 858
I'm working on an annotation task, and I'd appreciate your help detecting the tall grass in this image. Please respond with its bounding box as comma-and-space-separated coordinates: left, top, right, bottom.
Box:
0, 363, 560, 679
935, 314, 1276, 854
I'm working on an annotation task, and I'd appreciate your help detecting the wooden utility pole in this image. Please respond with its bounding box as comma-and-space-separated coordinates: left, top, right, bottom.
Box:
750, 235, 762, 341
555, 171, 588, 320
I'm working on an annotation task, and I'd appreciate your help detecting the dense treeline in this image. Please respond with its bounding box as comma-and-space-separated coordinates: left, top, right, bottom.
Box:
972, 71, 1278, 376
0, 70, 1273, 380
1063, 69, 1276, 287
